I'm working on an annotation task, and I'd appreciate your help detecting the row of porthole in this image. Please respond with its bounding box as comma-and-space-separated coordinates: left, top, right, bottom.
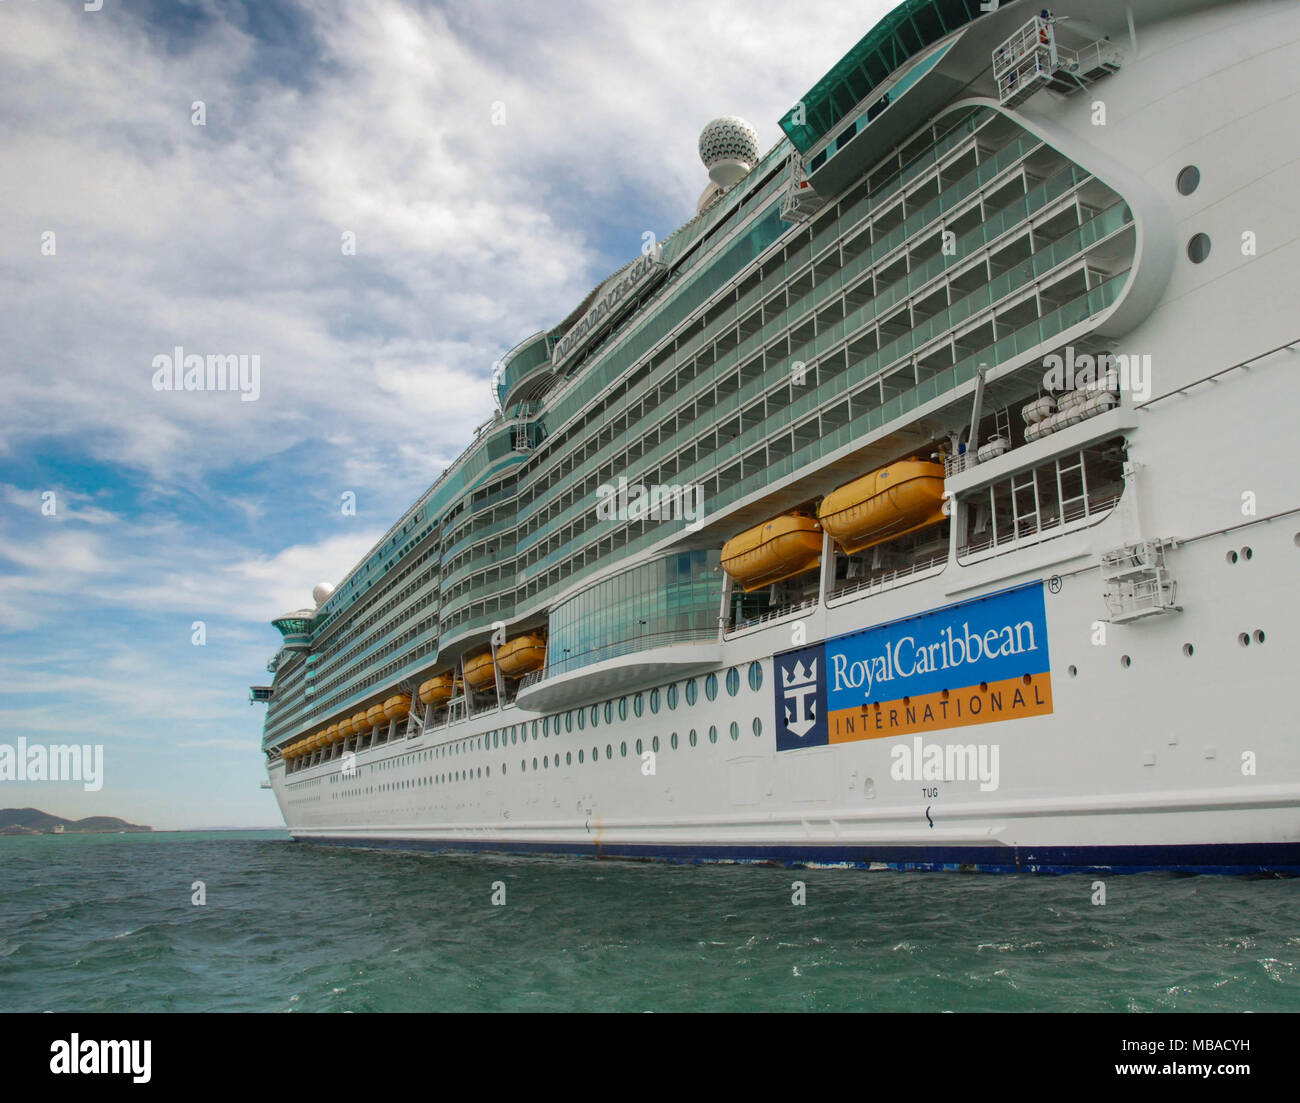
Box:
1065, 631, 1269, 674
481, 662, 765, 747
507, 718, 767, 772
1226, 547, 1253, 564
303, 664, 770, 769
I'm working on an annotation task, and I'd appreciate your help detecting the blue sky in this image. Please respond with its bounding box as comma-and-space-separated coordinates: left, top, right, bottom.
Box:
0, 0, 893, 828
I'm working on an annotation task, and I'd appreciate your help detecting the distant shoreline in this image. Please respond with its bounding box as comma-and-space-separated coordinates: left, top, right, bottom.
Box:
0, 806, 151, 835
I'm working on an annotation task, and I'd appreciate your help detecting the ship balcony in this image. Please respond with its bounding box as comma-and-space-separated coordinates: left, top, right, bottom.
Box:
515, 628, 720, 712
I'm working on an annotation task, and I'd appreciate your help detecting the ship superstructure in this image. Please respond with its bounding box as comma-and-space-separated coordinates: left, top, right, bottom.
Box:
255, 0, 1300, 872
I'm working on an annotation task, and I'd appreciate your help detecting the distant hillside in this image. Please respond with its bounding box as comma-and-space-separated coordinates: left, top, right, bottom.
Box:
0, 807, 152, 835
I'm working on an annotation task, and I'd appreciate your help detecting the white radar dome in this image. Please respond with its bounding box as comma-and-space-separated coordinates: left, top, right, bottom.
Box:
312, 582, 336, 607
699, 116, 759, 188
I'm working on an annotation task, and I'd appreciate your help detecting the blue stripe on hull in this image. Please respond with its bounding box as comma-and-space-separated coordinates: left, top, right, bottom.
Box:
292, 836, 1300, 875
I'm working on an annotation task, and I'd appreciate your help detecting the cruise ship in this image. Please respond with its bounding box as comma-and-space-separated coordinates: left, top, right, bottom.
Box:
253, 0, 1300, 873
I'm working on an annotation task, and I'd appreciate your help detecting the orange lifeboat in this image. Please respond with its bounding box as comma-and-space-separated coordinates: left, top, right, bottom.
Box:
325, 723, 340, 744
497, 634, 546, 678
463, 652, 497, 691
350, 711, 368, 735
366, 704, 387, 729
383, 694, 411, 721
817, 460, 947, 555
418, 673, 456, 706
721, 511, 822, 592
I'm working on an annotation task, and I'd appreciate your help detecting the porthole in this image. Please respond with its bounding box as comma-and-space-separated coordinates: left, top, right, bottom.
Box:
619, 697, 628, 721
543, 756, 548, 769
650, 688, 661, 714
686, 679, 698, 706
578, 709, 585, 731
634, 693, 644, 717
752, 717, 763, 737
708, 725, 717, 744
492, 732, 498, 748
1068, 665, 1078, 677
1120, 655, 1132, 669
620, 741, 627, 758
531, 721, 538, 739
1176, 165, 1200, 196
566, 711, 573, 733
605, 743, 613, 760
591, 746, 598, 761
1182, 643, 1194, 658
685, 729, 694, 747
670, 732, 679, 750
705, 673, 718, 701
635, 738, 643, 755
1238, 632, 1250, 648
566, 751, 572, 766
1254, 629, 1266, 645
667, 684, 679, 710
521, 760, 526, 772
652, 735, 660, 753
726, 667, 740, 696
1226, 550, 1239, 565
510, 729, 517, 745
578, 749, 584, 764
1187, 233, 1211, 264
1242, 546, 1253, 561
542, 716, 549, 736
730, 721, 739, 741
748, 662, 763, 691
590, 705, 599, 727
604, 701, 613, 724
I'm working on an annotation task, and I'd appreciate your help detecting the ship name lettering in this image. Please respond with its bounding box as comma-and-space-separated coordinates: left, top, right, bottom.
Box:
832, 620, 1039, 695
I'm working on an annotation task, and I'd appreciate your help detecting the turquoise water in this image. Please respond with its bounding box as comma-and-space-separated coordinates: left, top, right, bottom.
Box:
1, 832, 1298, 1012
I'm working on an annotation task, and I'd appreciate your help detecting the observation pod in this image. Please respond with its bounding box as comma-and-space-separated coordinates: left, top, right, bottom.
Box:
383, 694, 411, 721
721, 511, 822, 592
419, 673, 456, 706
366, 704, 387, 729
463, 652, 498, 691
497, 634, 546, 678
817, 460, 947, 554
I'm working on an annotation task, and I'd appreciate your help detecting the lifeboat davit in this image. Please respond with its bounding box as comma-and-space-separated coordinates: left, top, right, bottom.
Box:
366, 704, 387, 729
463, 652, 498, 691
497, 634, 546, 678
817, 460, 947, 555
418, 673, 456, 706
383, 694, 411, 721
721, 511, 822, 592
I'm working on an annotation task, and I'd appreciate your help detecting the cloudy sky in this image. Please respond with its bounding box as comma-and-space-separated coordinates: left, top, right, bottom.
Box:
0, 0, 894, 828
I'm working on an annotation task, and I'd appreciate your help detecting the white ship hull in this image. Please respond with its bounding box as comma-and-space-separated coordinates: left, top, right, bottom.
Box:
265, 0, 1300, 872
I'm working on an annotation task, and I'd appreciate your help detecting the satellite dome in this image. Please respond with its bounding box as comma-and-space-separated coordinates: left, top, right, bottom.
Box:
699, 116, 759, 188
312, 582, 336, 607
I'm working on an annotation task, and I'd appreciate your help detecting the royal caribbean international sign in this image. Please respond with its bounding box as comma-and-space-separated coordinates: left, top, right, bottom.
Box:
773, 582, 1053, 752
552, 251, 668, 369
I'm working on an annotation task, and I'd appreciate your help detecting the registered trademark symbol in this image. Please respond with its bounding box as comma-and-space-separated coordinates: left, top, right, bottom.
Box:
1048, 576, 1063, 594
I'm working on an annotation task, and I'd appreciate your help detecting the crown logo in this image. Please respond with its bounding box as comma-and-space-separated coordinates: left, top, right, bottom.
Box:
781, 658, 816, 688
